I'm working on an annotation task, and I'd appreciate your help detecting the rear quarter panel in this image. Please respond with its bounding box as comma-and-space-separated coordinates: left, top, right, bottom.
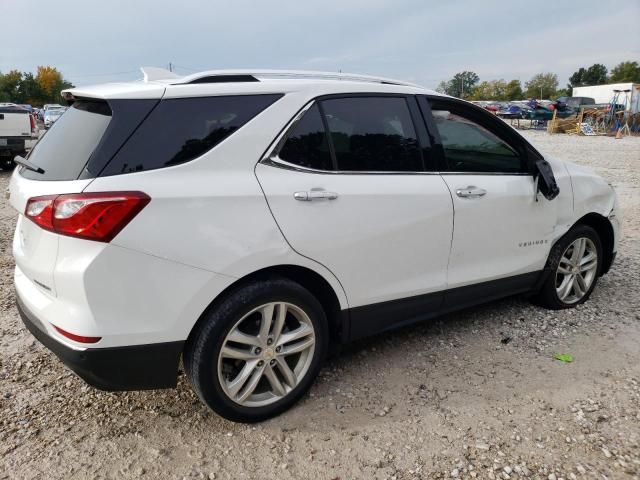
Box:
82, 91, 348, 315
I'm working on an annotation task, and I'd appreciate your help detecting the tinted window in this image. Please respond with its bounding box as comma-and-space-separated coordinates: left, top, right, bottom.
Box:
102, 94, 282, 175
22, 100, 111, 181
321, 97, 423, 172
430, 106, 523, 173
278, 104, 333, 170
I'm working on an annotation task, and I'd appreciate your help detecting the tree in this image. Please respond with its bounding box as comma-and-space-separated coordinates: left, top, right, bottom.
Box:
584, 64, 608, 85
450, 71, 479, 99
468, 79, 508, 101
568, 67, 587, 89
435, 81, 449, 94
17, 73, 43, 105
0, 73, 8, 102
609, 61, 640, 83
504, 79, 523, 100
36, 66, 63, 98
0, 70, 23, 101
568, 63, 608, 89
436, 71, 479, 98
0, 67, 74, 105
33, 66, 74, 104
468, 81, 492, 100
525, 73, 559, 99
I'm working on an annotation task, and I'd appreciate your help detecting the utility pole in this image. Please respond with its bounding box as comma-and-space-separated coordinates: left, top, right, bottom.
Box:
540, 86, 543, 100
461, 77, 464, 99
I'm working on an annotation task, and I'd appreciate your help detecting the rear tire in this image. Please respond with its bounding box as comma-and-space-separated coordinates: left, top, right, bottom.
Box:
533, 225, 602, 310
184, 278, 328, 422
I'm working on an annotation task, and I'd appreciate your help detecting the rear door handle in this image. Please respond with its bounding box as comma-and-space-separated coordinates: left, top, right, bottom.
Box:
456, 186, 487, 198
294, 190, 338, 201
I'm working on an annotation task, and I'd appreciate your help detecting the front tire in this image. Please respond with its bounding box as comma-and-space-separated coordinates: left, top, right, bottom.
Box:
534, 225, 602, 309
184, 278, 328, 422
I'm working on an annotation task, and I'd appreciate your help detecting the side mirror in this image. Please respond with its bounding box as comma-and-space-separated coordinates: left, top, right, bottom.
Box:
535, 159, 560, 201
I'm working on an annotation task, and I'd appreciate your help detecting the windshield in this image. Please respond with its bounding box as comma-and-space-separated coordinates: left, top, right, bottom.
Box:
22, 101, 111, 180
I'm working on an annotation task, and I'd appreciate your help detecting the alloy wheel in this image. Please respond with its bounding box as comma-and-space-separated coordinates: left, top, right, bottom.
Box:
217, 302, 316, 407
555, 237, 598, 304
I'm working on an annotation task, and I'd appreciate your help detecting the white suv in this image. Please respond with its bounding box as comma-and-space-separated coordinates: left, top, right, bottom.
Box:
10, 69, 620, 422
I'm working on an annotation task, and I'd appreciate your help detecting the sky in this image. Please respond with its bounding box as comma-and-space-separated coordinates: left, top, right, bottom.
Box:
2, 0, 639, 89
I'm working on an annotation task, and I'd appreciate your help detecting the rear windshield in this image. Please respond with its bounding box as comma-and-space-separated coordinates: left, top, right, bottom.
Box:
22, 94, 282, 180
22, 101, 111, 180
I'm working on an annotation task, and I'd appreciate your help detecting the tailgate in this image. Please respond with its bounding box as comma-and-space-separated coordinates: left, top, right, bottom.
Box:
0, 110, 31, 138
9, 169, 93, 296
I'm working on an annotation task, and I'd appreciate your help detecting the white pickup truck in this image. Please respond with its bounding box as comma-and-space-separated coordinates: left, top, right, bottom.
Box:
0, 103, 36, 170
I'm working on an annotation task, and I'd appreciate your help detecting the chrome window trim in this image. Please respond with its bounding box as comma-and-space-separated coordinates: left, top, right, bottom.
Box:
440, 171, 532, 176
260, 98, 534, 177
262, 156, 439, 175
261, 98, 432, 175
268, 101, 317, 160
263, 156, 532, 177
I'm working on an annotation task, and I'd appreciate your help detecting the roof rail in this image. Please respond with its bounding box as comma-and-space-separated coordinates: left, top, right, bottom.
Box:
174, 69, 422, 88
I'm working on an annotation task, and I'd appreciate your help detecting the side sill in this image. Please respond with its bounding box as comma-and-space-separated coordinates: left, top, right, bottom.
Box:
346, 271, 540, 342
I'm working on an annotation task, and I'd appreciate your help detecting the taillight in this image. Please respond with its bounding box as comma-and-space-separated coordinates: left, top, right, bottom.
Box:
25, 192, 150, 242
53, 325, 101, 344
29, 114, 36, 134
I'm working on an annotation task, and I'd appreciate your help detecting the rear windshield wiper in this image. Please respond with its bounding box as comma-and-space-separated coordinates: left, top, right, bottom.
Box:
14, 155, 45, 174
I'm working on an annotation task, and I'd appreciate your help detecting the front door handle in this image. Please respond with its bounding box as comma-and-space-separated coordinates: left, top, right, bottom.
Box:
294, 190, 339, 201
456, 186, 487, 198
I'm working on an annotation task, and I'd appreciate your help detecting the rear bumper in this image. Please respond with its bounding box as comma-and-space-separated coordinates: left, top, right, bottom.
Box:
0, 137, 27, 154
16, 293, 184, 391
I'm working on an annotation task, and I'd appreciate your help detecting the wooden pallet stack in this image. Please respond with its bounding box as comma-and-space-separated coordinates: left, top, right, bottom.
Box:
547, 109, 583, 134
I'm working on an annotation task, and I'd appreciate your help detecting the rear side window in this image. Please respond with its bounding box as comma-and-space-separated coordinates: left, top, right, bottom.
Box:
22, 101, 111, 180
278, 104, 333, 170
323, 97, 422, 172
101, 94, 282, 176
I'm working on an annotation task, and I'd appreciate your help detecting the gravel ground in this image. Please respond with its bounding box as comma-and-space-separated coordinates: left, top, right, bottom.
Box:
1, 131, 639, 480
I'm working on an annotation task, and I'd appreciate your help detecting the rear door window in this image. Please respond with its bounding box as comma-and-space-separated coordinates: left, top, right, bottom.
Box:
102, 94, 282, 176
21, 101, 111, 180
321, 97, 423, 172
277, 104, 334, 171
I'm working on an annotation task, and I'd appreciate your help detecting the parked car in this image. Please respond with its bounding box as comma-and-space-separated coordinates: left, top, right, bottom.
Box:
43, 107, 65, 129
9, 69, 620, 422
497, 103, 532, 119
555, 96, 596, 110
0, 103, 37, 169
40, 104, 64, 121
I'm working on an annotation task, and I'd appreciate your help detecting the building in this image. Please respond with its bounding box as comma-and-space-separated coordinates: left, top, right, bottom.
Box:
572, 83, 640, 113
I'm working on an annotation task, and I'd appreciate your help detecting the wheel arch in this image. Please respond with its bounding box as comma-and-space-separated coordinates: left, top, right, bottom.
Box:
574, 212, 615, 274
186, 265, 348, 349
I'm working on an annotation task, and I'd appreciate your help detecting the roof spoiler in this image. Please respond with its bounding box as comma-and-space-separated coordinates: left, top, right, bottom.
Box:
140, 67, 180, 82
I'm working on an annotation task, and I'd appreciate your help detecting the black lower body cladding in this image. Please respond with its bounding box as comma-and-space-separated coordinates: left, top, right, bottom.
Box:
16, 293, 183, 391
